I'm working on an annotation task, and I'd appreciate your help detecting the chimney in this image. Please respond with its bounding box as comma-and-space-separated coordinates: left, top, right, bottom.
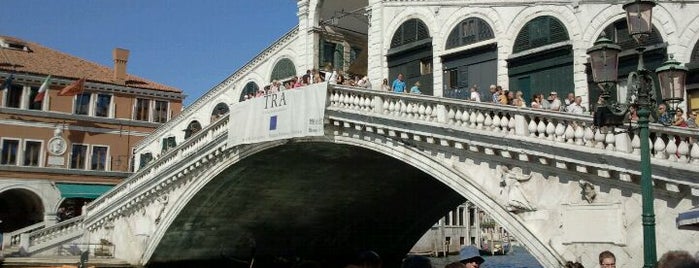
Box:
112, 48, 130, 85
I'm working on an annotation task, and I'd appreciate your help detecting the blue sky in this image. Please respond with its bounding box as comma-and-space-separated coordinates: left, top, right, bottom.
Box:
0, 1, 299, 105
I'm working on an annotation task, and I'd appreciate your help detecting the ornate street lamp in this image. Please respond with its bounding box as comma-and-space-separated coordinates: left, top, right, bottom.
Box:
587, 1, 688, 267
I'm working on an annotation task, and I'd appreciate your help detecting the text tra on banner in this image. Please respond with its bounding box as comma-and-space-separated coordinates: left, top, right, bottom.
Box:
228, 83, 328, 147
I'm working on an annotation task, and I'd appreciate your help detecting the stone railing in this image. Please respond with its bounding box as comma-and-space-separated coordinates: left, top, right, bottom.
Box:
27, 216, 84, 249
85, 116, 230, 222
327, 85, 699, 187
2, 221, 45, 249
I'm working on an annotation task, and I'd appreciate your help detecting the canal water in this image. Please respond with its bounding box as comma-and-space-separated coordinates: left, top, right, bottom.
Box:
428, 246, 543, 268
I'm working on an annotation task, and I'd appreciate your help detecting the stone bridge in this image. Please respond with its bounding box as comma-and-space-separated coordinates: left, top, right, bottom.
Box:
13, 84, 699, 268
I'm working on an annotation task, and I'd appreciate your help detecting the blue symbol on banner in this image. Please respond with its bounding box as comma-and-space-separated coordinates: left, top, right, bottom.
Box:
269, 115, 278, 130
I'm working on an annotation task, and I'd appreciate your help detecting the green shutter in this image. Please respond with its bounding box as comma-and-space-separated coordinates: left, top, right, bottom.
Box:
271, 58, 296, 82
513, 16, 569, 53
390, 19, 430, 48
446, 18, 494, 50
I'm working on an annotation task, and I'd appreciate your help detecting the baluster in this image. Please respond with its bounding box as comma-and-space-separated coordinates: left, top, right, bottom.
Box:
545, 122, 556, 141
691, 141, 699, 164
455, 110, 463, 126
425, 104, 437, 122
383, 100, 390, 114
484, 113, 493, 131
388, 101, 396, 115
447, 108, 456, 125
666, 138, 678, 162
492, 114, 502, 132
594, 129, 605, 149
501, 116, 510, 133
574, 124, 584, 145
419, 104, 426, 120
654, 138, 667, 159
528, 119, 538, 137
476, 111, 485, 129
677, 140, 689, 163
400, 101, 408, 117
537, 120, 547, 139
469, 110, 477, 128
555, 122, 566, 142
462, 109, 470, 127
631, 134, 641, 155
605, 132, 616, 151
565, 124, 575, 144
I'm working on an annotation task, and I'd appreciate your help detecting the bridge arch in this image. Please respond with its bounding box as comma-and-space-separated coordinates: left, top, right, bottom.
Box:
142, 136, 562, 267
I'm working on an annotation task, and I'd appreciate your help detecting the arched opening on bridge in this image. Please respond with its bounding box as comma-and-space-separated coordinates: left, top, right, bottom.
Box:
270, 58, 297, 83
56, 198, 89, 222
585, 19, 666, 106
508, 16, 573, 104
388, 18, 433, 95
147, 142, 467, 267
210, 102, 229, 122
183, 120, 202, 139
684, 38, 699, 112
315, 0, 369, 77
442, 17, 497, 101
239, 81, 260, 102
0, 188, 43, 232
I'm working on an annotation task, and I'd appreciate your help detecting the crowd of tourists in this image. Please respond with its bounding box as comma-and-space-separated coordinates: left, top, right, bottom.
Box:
241, 67, 371, 101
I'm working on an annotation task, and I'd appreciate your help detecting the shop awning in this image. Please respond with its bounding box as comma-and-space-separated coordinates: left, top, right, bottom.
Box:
56, 183, 113, 199
677, 206, 699, 231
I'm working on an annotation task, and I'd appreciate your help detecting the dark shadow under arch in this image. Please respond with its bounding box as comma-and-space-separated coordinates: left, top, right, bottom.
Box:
147, 142, 465, 268
0, 188, 44, 232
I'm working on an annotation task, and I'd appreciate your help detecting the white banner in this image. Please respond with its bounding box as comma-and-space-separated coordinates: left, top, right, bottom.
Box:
228, 83, 327, 147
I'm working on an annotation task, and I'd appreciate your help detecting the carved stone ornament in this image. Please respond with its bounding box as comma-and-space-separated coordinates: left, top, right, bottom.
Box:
579, 180, 597, 203
497, 165, 536, 213
48, 127, 67, 156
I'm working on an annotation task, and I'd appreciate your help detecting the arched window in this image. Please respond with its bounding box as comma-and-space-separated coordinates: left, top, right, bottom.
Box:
240, 82, 260, 102
184, 120, 202, 139
211, 102, 229, 121
387, 18, 434, 95
390, 18, 430, 48
508, 16, 573, 103
270, 58, 296, 82
688, 40, 699, 112
446, 18, 494, 50
513, 16, 569, 53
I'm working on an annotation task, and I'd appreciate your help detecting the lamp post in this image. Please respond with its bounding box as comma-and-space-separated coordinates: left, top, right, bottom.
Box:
586, 1, 688, 267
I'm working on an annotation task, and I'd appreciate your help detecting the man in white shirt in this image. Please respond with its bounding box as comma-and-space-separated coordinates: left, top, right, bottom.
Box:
566, 96, 585, 114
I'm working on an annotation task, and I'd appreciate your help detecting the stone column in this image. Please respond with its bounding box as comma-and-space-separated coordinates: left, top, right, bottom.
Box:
367, 0, 384, 89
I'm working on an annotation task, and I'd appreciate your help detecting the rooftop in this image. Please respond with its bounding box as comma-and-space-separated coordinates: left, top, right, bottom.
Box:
0, 35, 181, 93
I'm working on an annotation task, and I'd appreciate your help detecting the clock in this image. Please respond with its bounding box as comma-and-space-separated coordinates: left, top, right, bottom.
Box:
48, 137, 67, 156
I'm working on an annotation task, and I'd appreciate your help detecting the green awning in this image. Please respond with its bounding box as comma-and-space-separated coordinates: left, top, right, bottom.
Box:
56, 183, 113, 199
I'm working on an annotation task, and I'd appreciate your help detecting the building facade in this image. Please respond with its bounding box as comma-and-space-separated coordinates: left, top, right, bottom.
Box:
0, 36, 184, 234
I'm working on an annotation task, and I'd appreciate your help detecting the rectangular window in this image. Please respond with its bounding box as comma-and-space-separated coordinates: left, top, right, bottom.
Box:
135, 98, 150, 121
24, 141, 42, 166
91, 146, 108, 171
28, 86, 43, 110
74, 93, 91, 115
420, 59, 432, 75
1, 139, 20, 165
95, 94, 112, 117
153, 100, 169, 123
6, 84, 23, 108
70, 144, 88, 169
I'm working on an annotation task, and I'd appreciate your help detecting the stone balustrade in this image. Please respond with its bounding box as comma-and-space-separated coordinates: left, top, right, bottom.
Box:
85, 116, 230, 227
2, 221, 45, 249
327, 85, 699, 188
28, 215, 83, 248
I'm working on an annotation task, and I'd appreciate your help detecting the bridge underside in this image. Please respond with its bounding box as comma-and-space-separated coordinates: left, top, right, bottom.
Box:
148, 142, 465, 267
